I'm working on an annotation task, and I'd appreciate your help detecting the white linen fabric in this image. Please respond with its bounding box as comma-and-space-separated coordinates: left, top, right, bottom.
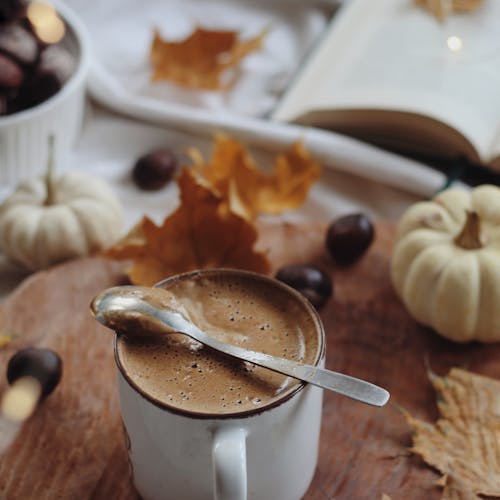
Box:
0, 1, 468, 298
63, 0, 465, 198
64, 0, 332, 118
0, 106, 450, 299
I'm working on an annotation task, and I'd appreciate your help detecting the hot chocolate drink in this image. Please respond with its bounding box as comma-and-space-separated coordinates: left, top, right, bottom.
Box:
116, 269, 322, 416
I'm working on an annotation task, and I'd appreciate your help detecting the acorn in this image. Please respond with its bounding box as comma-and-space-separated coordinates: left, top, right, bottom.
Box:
275, 264, 333, 310
7, 347, 63, 398
0, 53, 23, 89
132, 149, 178, 190
2, 347, 63, 422
0, 0, 28, 23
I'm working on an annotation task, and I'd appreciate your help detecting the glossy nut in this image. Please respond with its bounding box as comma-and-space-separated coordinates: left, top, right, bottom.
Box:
0, 24, 38, 64
132, 149, 178, 190
0, 0, 28, 23
14, 69, 62, 112
326, 213, 374, 265
7, 347, 63, 398
275, 264, 333, 310
0, 53, 23, 89
39, 45, 75, 85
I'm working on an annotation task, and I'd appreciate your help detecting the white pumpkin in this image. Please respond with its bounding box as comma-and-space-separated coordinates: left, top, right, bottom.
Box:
0, 167, 124, 271
391, 184, 500, 343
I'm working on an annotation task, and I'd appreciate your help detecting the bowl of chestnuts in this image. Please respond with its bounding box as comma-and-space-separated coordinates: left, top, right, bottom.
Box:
0, 0, 89, 186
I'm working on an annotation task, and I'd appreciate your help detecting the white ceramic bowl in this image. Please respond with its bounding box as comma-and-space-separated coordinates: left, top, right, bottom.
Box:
0, 1, 89, 186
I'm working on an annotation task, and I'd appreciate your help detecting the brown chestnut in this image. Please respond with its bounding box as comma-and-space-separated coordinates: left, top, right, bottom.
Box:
0, 24, 38, 65
13, 69, 61, 111
326, 213, 374, 265
276, 264, 333, 310
7, 347, 62, 398
39, 45, 75, 85
0, 0, 28, 23
0, 53, 23, 89
132, 149, 178, 190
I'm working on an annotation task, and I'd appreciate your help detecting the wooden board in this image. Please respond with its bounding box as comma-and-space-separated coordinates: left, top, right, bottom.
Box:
1, 221, 500, 499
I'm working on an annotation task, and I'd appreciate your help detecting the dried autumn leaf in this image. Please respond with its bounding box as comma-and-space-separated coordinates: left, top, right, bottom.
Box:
150, 26, 267, 90
106, 168, 270, 285
404, 368, 500, 499
109, 219, 147, 255
439, 475, 480, 500
190, 135, 322, 220
0, 333, 12, 348
414, 0, 483, 21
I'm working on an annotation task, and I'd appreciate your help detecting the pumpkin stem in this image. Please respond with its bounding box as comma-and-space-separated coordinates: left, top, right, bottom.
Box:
454, 210, 483, 249
45, 135, 56, 206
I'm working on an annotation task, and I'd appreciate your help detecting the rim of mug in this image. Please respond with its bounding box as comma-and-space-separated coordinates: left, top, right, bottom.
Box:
114, 268, 326, 420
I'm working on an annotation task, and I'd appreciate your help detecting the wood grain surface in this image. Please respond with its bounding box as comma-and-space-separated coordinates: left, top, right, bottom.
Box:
1, 220, 499, 500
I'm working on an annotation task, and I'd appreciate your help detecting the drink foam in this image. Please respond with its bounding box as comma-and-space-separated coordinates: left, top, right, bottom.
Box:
117, 271, 321, 415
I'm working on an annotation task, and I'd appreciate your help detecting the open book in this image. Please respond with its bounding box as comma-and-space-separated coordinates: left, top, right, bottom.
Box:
272, 0, 500, 171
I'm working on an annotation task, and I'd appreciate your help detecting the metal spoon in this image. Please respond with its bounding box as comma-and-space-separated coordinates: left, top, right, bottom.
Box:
91, 286, 390, 407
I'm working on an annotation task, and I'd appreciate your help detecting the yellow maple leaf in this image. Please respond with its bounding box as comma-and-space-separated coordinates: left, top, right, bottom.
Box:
106, 168, 270, 285
414, 0, 483, 21
190, 135, 322, 220
404, 368, 500, 499
150, 26, 267, 90
439, 475, 480, 500
0, 333, 12, 348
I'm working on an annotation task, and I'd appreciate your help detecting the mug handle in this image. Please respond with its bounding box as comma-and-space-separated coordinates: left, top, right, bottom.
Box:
212, 427, 247, 500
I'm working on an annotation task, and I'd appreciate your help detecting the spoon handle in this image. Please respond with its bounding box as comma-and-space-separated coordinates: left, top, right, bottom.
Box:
161, 309, 389, 407
274, 362, 390, 407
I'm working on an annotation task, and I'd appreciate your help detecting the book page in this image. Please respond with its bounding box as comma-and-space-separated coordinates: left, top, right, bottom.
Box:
273, 0, 500, 162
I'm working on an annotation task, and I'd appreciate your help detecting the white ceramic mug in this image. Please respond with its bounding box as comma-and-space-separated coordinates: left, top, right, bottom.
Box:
114, 269, 326, 500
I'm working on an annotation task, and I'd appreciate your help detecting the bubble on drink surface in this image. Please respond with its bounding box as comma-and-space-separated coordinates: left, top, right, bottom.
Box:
243, 362, 256, 373
117, 272, 320, 414
187, 339, 203, 352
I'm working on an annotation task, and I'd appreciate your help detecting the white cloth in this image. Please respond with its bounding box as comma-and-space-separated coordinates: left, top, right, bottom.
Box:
0, 105, 439, 299
65, 0, 332, 118
0, 1, 469, 299
64, 0, 465, 198
72, 106, 429, 228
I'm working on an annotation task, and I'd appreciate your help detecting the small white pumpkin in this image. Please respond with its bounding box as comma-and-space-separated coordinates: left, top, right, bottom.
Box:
0, 144, 124, 271
391, 184, 500, 343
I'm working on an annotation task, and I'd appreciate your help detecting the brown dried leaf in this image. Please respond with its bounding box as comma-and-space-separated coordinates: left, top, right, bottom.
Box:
0, 333, 12, 348
414, 0, 483, 21
440, 475, 480, 500
405, 368, 500, 498
106, 168, 270, 285
150, 26, 267, 90
191, 135, 322, 220
109, 219, 147, 255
